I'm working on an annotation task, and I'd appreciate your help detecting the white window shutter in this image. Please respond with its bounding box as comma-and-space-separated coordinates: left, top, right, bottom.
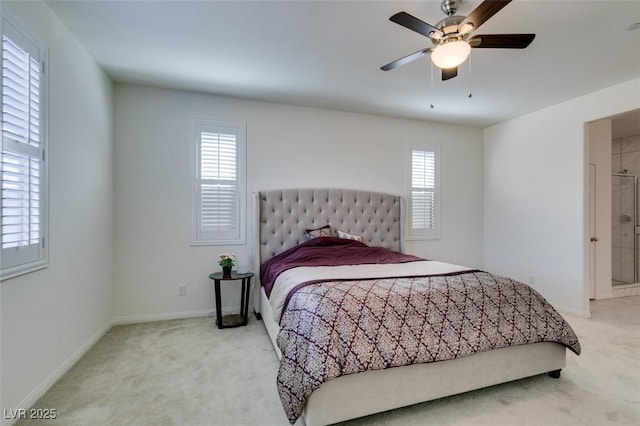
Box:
1, 16, 48, 280
191, 121, 246, 245
200, 131, 238, 233
406, 143, 440, 239
411, 150, 436, 230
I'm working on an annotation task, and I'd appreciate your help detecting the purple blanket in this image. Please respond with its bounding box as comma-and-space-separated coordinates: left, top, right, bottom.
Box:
260, 237, 422, 296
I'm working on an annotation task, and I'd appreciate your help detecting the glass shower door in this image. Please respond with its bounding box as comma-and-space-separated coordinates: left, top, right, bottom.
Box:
612, 174, 637, 285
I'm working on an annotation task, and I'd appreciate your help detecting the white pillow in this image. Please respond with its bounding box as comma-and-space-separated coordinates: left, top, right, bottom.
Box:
337, 230, 362, 242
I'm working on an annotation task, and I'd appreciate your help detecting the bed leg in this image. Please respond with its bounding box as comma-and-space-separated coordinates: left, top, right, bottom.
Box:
548, 369, 561, 379
254, 311, 262, 320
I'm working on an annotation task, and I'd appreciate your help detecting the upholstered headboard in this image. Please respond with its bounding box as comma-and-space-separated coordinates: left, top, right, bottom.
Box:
254, 188, 404, 264
252, 188, 405, 314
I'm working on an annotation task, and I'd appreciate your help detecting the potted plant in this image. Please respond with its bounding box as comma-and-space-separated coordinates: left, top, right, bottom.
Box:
219, 253, 236, 278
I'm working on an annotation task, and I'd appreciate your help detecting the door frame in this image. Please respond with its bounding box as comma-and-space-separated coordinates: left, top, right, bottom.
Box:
586, 119, 613, 306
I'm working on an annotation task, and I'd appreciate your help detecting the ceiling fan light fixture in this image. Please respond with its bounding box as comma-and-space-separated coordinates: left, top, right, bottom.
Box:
429, 30, 444, 40
431, 39, 471, 69
459, 22, 475, 35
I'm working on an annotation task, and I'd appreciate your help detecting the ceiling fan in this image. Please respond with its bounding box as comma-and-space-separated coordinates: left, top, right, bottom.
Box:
381, 0, 535, 81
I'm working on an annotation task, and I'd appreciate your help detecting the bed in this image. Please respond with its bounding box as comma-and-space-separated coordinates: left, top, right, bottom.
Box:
252, 188, 580, 426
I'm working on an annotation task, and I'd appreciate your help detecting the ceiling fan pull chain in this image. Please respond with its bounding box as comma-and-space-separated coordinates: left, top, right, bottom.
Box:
468, 53, 473, 99
430, 61, 435, 109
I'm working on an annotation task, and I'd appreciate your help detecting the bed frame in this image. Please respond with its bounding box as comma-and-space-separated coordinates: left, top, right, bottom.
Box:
253, 188, 566, 426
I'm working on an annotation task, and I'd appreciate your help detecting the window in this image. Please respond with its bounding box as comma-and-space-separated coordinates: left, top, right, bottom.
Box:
191, 120, 246, 245
1, 15, 48, 280
405, 142, 440, 239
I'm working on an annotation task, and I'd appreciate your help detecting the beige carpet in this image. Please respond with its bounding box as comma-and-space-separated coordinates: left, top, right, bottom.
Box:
17, 296, 640, 426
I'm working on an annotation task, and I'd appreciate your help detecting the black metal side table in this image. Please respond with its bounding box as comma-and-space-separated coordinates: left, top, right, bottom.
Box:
208, 271, 254, 329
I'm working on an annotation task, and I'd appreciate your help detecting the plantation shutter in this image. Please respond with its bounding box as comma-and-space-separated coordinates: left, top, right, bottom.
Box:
406, 143, 439, 239
192, 120, 246, 245
411, 150, 435, 229
1, 18, 48, 280
201, 131, 238, 232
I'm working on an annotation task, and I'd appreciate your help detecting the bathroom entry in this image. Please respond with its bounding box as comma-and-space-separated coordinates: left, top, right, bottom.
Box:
611, 173, 637, 285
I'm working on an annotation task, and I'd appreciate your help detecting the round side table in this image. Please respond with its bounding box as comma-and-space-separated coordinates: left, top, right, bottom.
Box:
208, 271, 254, 329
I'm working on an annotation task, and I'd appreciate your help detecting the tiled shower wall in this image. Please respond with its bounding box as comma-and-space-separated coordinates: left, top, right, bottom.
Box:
612, 134, 640, 294
612, 134, 640, 175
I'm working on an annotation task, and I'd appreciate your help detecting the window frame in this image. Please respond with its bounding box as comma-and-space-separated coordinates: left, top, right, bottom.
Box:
190, 119, 246, 246
404, 141, 440, 240
1, 12, 49, 281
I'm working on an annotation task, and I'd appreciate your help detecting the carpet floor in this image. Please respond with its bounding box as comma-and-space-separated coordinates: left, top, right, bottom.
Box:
17, 296, 640, 426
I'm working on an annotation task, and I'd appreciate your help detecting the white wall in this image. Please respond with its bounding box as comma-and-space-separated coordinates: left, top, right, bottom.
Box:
0, 1, 113, 419
484, 78, 640, 317
113, 84, 484, 321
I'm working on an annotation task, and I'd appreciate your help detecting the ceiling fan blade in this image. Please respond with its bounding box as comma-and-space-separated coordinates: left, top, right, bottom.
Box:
390, 12, 441, 38
469, 34, 535, 49
442, 67, 458, 81
381, 47, 433, 71
459, 0, 512, 33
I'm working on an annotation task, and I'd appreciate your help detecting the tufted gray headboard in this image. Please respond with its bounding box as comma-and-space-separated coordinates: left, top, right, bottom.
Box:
254, 188, 404, 265
252, 188, 405, 314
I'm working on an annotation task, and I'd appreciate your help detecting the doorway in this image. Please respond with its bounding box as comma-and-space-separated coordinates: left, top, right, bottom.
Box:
587, 109, 640, 303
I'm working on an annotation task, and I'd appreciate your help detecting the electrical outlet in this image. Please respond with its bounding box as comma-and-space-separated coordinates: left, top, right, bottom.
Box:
528, 275, 536, 286
178, 284, 186, 296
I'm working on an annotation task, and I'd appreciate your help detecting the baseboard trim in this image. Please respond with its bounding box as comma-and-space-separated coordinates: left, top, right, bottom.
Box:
111, 309, 217, 325
1, 320, 113, 426
556, 304, 590, 318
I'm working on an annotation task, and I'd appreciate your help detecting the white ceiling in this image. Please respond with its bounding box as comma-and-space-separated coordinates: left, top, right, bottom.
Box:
46, 0, 640, 128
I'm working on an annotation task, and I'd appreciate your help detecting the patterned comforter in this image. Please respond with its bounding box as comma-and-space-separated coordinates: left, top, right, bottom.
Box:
264, 239, 581, 424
